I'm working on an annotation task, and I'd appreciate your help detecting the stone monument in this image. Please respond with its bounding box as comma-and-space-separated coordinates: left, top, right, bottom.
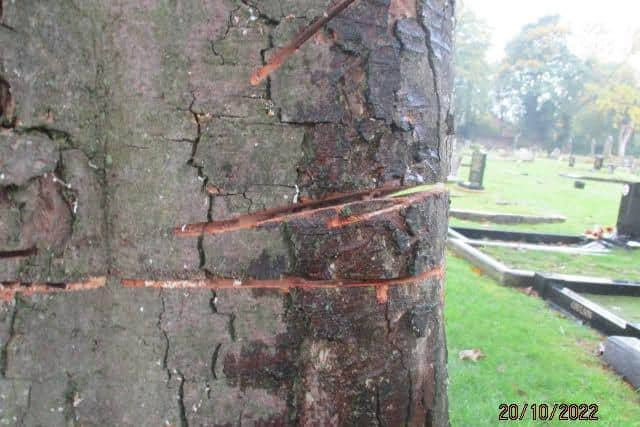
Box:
617, 183, 640, 239
458, 150, 487, 190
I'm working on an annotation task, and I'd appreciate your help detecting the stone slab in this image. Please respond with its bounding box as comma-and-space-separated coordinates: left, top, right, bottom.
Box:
604, 336, 640, 389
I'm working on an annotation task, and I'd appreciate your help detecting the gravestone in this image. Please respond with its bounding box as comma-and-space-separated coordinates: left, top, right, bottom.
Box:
517, 148, 535, 162
448, 137, 461, 180
450, 154, 462, 180
568, 156, 576, 167
604, 136, 614, 159
458, 150, 487, 190
617, 183, 640, 239
603, 336, 640, 389
594, 155, 604, 170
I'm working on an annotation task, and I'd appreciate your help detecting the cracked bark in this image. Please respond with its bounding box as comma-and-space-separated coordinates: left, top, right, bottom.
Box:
0, 0, 452, 425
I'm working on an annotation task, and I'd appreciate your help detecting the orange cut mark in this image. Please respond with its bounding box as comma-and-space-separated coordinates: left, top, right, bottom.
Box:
0, 277, 106, 303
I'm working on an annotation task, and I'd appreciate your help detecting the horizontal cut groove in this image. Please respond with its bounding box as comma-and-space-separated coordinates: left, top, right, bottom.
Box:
122, 265, 444, 292
0, 247, 38, 258
174, 184, 446, 237
0, 277, 106, 302
250, 0, 358, 85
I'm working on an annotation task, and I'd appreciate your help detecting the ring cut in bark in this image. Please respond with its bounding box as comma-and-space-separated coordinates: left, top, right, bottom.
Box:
0, 277, 105, 302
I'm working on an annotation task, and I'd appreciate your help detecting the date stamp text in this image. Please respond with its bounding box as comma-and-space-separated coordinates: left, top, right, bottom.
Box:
498, 403, 599, 421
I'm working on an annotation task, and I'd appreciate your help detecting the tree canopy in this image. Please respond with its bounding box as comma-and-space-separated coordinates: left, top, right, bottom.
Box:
496, 15, 585, 150
454, 8, 639, 155
453, 7, 493, 139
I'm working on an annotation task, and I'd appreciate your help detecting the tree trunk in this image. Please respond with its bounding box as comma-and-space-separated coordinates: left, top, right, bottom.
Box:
0, 1, 453, 426
618, 122, 635, 158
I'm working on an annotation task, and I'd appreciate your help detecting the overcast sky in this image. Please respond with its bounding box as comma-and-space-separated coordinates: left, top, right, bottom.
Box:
463, 0, 640, 65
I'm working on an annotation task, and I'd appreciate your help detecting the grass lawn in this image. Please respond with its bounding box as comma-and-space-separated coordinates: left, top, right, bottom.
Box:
446, 154, 640, 425
481, 246, 640, 283
582, 293, 640, 325
446, 254, 640, 426
450, 155, 638, 235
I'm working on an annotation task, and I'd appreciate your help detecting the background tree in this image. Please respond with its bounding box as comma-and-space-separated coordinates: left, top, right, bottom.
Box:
572, 60, 640, 156
589, 66, 640, 157
497, 15, 585, 151
454, 6, 494, 139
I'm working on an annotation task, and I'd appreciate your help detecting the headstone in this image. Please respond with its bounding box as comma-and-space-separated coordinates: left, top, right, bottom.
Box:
594, 155, 604, 170
574, 180, 585, 189
450, 154, 462, 178
608, 164, 616, 174
617, 182, 640, 239
568, 156, 576, 167
603, 336, 640, 389
458, 151, 486, 190
604, 136, 614, 159
448, 137, 461, 180
516, 148, 535, 162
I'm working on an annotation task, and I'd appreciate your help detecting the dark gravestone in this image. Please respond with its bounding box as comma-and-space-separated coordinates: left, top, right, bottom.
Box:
458, 151, 487, 190
617, 183, 640, 239
574, 180, 585, 189
568, 156, 576, 167
594, 155, 604, 170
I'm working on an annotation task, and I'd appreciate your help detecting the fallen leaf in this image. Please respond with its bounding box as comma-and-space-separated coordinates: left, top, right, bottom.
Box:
512, 384, 528, 396
471, 267, 484, 276
458, 348, 485, 362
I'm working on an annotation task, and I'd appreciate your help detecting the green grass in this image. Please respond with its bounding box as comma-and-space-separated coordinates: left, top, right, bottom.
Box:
582, 293, 640, 325
451, 155, 638, 234
446, 255, 640, 426
481, 246, 640, 282
446, 153, 640, 425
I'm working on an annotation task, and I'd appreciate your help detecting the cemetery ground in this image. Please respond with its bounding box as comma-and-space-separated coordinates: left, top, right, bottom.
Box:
446, 256, 640, 426
449, 155, 640, 274
445, 154, 640, 425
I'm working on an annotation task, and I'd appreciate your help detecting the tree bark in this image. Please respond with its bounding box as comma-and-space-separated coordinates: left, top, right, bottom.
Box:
0, 1, 453, 426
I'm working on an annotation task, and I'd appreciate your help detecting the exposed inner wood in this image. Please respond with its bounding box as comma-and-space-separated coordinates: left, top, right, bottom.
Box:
122, 265, 445, 303
174, 184, 446, 237
250, 0, 358, 85
0, 276, 107, 302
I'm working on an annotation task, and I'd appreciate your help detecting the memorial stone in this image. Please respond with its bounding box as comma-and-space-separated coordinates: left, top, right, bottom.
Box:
594, 155, 604, 170
458, 150, 487, 190
617, 182, 640, 239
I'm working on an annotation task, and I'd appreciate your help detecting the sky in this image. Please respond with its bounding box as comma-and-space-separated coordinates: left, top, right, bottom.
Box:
463, 0, 640, 66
